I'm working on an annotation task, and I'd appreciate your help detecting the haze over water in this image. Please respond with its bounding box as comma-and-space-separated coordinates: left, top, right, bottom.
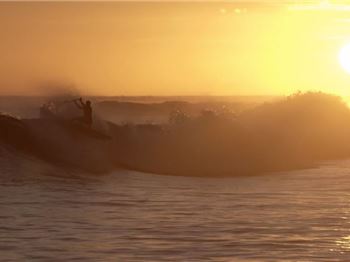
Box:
4, 1, 350, 261
2, 150, 350, 261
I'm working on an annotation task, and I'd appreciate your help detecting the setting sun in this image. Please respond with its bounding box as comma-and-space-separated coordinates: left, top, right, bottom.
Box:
339, 43, 350, 74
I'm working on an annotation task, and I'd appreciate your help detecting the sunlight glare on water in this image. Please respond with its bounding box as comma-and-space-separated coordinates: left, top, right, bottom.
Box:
3, 156, 350, 261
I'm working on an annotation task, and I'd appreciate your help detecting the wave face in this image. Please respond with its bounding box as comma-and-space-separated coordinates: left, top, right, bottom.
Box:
0, 114, 114, 173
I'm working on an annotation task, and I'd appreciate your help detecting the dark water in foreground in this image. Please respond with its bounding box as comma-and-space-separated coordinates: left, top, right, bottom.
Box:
2, 154, 350, 261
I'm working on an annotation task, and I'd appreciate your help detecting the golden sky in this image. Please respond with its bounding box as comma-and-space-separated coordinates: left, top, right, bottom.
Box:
2, 1, 350, 96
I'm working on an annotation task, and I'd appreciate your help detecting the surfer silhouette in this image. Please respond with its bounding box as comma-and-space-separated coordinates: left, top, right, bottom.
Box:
74, 98, 93, 127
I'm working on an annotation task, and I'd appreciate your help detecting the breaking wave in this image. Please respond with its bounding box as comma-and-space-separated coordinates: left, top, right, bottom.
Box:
0, 114, 114, 173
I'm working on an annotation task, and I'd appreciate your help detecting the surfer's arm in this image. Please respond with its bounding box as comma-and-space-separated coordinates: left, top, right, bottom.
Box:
79, 98, 87, 107
74, 100, 83, 109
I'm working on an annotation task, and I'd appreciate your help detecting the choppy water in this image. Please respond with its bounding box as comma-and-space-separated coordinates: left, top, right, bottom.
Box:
2, 154, 350, 261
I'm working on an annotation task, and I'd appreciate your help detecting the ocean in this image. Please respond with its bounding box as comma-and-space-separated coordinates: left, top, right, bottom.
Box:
2, 148, 350, 261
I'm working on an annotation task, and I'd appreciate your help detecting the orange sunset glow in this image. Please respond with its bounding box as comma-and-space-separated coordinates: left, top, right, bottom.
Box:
6, 2, 350, 261
2, 1, 350, 96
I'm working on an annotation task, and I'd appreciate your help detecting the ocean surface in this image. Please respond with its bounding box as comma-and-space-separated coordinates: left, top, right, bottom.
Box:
2, 150, 350, 261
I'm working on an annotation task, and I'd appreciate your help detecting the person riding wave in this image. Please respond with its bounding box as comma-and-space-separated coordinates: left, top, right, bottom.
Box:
74, 98, 93, 128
